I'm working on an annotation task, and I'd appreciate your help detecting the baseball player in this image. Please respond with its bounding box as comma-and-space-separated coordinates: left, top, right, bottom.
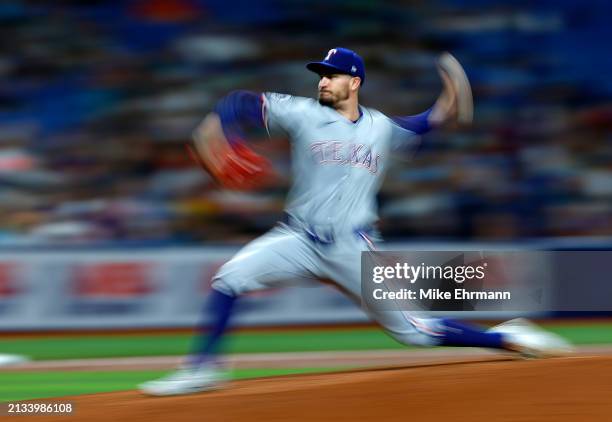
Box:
140, 48, 571, 396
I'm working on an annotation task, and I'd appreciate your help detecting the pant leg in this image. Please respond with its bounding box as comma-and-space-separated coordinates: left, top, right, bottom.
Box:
212, 224, 322, 296
320, 233, 440, 347
190, 224, 321, 365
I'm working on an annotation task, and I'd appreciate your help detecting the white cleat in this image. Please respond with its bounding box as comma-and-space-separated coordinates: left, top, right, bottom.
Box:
488, 318, 574, 358
139, 364, 225, 396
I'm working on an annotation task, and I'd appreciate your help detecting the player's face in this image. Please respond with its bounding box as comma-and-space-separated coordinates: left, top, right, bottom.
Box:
317, 73, 353, 107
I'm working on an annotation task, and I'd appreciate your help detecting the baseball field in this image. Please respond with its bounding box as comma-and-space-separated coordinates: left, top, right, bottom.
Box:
1, 320, 611, 421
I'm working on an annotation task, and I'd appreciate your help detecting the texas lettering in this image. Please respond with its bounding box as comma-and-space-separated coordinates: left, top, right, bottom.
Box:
310, 141, 380, 174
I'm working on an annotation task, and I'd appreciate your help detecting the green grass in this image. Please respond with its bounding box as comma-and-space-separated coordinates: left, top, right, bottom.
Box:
0, 324, 610, 361
0, 329, 401, 361
0, 367, 347, 402
543, 325, 612, 344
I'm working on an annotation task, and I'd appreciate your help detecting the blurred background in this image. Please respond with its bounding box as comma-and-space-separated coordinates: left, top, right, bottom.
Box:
1, 0, 610, 247
1, 0, 612, 405
0, 0, 611, 331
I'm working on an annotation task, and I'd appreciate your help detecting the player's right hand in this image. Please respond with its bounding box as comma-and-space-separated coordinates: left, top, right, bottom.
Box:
435, 52, 474, 126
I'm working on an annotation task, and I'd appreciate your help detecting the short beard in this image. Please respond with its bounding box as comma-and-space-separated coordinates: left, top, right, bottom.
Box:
318, 88, 349, 108
318, 97, 335, 107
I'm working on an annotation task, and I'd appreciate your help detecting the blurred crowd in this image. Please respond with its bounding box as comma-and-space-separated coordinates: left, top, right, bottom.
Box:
0, 0, 610, 246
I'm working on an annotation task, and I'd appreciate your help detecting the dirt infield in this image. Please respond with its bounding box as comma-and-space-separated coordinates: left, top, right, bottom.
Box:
14, 353, 612, 422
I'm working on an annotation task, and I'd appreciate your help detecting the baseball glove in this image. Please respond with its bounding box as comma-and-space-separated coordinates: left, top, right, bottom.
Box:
188, 113, 274, 190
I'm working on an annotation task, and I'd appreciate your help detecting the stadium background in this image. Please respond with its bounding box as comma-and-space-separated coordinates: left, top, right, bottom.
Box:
0, 0, 611, 413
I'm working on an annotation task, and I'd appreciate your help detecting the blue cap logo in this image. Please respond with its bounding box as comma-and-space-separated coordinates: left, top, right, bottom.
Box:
325, 49, 337, 60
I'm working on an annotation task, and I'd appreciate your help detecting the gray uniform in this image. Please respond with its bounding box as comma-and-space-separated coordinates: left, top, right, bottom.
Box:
212, 93, 438, 346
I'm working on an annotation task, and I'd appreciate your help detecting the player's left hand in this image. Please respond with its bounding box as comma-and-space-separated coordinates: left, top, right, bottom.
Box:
188, 113, 274, 190
430, 52, 473, 127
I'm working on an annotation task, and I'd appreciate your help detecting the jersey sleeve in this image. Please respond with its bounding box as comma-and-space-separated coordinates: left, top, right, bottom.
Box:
214, 90, 266, 145
392, 108, 432, 135
388, 118, 421, 154
388, 108, 433, 154
262, 92, 303, 136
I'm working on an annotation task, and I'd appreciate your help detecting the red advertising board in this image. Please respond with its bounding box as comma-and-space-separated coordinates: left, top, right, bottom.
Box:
72, 262, 153, 299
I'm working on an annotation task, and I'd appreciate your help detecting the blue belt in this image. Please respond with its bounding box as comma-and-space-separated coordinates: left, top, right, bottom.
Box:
282, 213, 374, 245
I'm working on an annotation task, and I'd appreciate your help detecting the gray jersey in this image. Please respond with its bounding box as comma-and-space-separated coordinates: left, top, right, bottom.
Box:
263, 92, 419, 236
211, 93, 435, 347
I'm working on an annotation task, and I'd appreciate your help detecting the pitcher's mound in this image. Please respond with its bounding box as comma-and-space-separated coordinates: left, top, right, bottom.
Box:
26, 356, 612, 422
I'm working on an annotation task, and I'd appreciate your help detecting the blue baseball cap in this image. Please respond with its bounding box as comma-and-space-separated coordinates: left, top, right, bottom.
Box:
307, 47, 365, 85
